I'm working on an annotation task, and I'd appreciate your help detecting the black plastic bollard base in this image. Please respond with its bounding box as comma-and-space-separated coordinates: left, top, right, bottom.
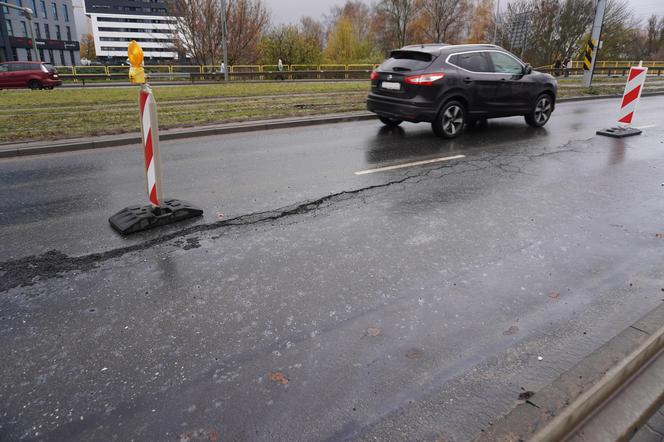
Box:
109, 199, 203, 235
596, 126, 642, 138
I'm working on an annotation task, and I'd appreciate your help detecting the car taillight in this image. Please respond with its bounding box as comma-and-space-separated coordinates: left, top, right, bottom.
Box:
405, 73, 445, 86
370, 70, 378, 81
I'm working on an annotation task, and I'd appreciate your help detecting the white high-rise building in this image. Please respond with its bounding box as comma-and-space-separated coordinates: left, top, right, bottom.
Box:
80, 0, 177, 62
71, 0, 91, 41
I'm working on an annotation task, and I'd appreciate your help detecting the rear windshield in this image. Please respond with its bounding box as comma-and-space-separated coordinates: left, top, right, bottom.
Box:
380, 50, 434, 72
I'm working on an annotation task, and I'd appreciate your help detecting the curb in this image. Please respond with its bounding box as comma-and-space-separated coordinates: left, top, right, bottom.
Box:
532, 322, 664, 441
0, 112, 376, 159
475, 302, 664, 441
2, 92, 664, 159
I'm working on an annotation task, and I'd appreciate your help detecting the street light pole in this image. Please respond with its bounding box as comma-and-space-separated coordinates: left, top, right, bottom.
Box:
219, 0, 229, 82
493, 0, 500, 44
0, 1, 40, 62
582, 0, 607, 88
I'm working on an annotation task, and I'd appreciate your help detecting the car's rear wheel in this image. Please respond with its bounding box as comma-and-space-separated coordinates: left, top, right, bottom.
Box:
28, 80, 41, 90
378, 116, 403, 127
432, 100, 466, 139
525, 94, 553, 127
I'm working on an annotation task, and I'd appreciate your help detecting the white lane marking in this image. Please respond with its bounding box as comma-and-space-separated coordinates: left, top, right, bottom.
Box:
354, 155, 466, 175
635, 124, 657, 129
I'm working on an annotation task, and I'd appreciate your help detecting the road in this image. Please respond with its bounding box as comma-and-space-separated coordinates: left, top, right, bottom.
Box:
1, 97, 664, 441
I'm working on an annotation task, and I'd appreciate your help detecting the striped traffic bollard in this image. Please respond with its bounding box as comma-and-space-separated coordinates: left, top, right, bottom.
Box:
596, 64, 649, 138
617, 66, 647, 125
109, 40, 203, 235
139, 84, 163, 207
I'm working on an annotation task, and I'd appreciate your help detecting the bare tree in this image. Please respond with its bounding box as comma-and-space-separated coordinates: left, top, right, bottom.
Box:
556, 0, 594, 58
166, 0, 222, 65
644, 15, 659, 58
166, 0, 269, 65
466, 0, 495, 43
225, 0, 270, 64
300, 16, 326, 51
597, 0, 638, 59
417, 0, 469, 44
375, 0, 420, 49
326, 1, 373, 43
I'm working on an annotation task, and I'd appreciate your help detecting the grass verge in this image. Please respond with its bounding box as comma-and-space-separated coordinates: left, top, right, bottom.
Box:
0, 81, 661, 144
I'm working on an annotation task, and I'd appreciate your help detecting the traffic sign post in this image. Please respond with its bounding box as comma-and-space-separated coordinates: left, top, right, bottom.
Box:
109, 41, 203, 235
582, 0, 607, 88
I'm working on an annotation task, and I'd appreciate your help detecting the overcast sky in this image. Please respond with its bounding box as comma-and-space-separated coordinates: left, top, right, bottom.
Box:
267, 0, 664, 26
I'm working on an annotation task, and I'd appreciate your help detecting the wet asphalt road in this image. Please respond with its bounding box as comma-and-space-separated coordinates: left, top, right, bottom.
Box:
0, 97, 661, 260
1, 97, 664, 441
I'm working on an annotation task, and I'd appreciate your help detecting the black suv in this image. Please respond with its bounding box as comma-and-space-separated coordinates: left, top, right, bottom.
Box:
367, 44, 557, 138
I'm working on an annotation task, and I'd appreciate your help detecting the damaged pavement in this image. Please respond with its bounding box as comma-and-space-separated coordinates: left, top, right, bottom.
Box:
1, 97, 664, 441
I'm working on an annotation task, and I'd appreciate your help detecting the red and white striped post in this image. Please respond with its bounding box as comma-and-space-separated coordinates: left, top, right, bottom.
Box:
109, 41, 203, 235
139, 84, 163, 208
597, 63, 649, 138
617, 65, 648, 125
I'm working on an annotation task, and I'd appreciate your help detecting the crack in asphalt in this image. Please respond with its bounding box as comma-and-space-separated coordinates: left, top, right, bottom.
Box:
0, 141, 583, 293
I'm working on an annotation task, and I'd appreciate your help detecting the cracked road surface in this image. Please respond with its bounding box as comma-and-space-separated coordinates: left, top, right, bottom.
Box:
1, 97, 664, 441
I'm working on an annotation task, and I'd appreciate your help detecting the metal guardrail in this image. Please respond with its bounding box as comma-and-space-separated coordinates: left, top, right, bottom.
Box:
537, 60, 664, 69
56, 64, 382, 77
539, 66, 664, 76
189, 69, 372, 81
59, 66, 664, 85
58, 69, 375, 84
62, 61, 664, 76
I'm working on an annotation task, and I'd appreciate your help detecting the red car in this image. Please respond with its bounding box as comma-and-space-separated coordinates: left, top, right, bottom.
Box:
0, 61, 62, 90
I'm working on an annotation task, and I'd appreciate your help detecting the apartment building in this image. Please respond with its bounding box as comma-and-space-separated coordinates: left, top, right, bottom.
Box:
82, 0, 176, 63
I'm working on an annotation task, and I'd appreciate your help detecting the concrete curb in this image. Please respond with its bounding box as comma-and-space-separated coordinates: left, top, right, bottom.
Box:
531, 323, 664, 441
2, 92, 664, 159
475, 302, 664, 441
0, 112, 376, 159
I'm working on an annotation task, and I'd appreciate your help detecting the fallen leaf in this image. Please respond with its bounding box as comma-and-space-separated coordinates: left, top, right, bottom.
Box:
503, 325, 519, 336
405, 349, 424, 360
547, 292, 560, 299
518, 391, 534, 401
366, 327, 381, 337
270, 371, 289, 385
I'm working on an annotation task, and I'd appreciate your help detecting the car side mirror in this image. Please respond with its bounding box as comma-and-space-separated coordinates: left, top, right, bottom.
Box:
523, 64, 533, 75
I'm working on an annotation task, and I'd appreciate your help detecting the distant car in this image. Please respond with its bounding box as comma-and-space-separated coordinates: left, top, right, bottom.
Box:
367, 44, 557, 138
0, 61, 62, 90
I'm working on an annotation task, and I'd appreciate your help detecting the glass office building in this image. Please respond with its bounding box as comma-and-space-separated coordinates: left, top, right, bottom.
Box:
0, 0, 81, 65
